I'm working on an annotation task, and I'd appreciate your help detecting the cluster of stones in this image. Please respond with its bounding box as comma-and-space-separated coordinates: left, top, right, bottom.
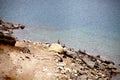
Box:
49, 43, 120, 80
58, 50, 120, 80
0, 18, 25, 46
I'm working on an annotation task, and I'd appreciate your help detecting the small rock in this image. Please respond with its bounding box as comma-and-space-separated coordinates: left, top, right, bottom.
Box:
72, 69, 77, 74
57, 62, 66, 67
46, 43, 50, 47
25, 56, 30, 59
112, 69, 120, 74
33, 42, 37, 45
65, 51, 77, 58
97, 60, 101, 64
99, 64, 106, 70
54, 55, 63, 62
96, 55, 100, 58
104, 60, 115, 65
59, 76, 68, 80
70, 73, 77, 79
79, 75, 88, 80
65, 67, 71, 73
22, 47, 30, 53
107, 63, 116, 69
27, 40, 31, 43
42, 67, 48, 72
57, 66, 64, 71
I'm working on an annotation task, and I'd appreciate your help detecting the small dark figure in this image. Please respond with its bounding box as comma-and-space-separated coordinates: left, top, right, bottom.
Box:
57, 40, 60, 44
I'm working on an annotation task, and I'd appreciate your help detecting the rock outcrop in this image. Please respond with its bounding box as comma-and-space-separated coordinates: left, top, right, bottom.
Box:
0, 18, 25, 46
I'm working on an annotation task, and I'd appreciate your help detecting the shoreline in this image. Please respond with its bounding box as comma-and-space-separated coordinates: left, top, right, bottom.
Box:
0, 19, 120, 80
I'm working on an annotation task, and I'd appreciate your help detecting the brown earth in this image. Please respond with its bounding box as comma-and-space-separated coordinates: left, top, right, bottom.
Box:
0, 40, 120, 80
0, 41, 61, 80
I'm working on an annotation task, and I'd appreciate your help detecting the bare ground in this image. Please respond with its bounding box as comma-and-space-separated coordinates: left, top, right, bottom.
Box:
0, 41, 62, 80
0, 40, 120, 80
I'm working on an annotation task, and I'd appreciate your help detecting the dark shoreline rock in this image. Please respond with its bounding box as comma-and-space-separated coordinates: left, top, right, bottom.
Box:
0, 18, 25, 46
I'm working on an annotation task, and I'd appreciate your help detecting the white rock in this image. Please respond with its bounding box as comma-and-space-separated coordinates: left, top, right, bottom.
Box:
33, 42, 37, 45
49, 43, 65, 54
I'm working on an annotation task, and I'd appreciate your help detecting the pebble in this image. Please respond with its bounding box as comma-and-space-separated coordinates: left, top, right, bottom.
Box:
57, 62, 66, 67
20, 51, 23, 54
64, 68, 71, 73
27, 40, 31, 43
42, 67, 48, 72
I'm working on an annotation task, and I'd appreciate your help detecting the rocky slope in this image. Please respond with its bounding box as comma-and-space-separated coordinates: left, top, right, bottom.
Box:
0, 19, 120, 80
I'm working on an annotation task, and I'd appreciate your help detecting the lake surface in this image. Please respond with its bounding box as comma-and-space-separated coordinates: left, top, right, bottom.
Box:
0, 0, 120, 70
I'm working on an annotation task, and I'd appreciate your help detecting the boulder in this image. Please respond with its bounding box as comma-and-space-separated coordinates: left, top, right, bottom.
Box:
0, 32, 16, 46
49, 43, 66, 54
0, 18, 25, 46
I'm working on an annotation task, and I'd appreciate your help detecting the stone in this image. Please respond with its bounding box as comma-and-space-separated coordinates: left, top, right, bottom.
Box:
0, 18, 25, 46
96, 55, 100, 58
57, 62, 66, 67
49, 43, 66, 54
112, 69, 120, 74
98, 78, 104, 80
104, 60, 115, 65
107, 63, 116, 69
21, 47, 30, 53
82, 56, 95, 68
54, 55, 63, 62
64, 68, 71, 73
99, 64, 106, 70
65, 51, 77, 58
79, 75, 88, 80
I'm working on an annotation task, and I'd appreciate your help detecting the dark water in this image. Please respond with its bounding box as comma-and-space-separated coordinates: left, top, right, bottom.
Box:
0, 0, 120, 79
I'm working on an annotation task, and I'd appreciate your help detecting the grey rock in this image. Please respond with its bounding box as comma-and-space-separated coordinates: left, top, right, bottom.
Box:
65, 51, 78, 58
82, 56, 95, 68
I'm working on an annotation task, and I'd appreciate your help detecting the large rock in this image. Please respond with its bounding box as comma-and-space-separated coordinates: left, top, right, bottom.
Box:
49, 43, 66, 54
0, 32, 16, 46
0, 18, 25, 46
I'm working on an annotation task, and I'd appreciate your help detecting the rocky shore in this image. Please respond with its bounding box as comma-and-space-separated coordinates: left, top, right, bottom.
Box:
0, 19, 120, 80
0, 18, 25, 46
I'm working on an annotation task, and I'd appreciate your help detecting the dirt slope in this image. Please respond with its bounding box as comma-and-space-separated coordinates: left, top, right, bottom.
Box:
0, 41, 60, 80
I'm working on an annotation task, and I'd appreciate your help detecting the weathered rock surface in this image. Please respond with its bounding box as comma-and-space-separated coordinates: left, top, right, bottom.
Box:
0, 18, 25, 46
49, 43, 66, 54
